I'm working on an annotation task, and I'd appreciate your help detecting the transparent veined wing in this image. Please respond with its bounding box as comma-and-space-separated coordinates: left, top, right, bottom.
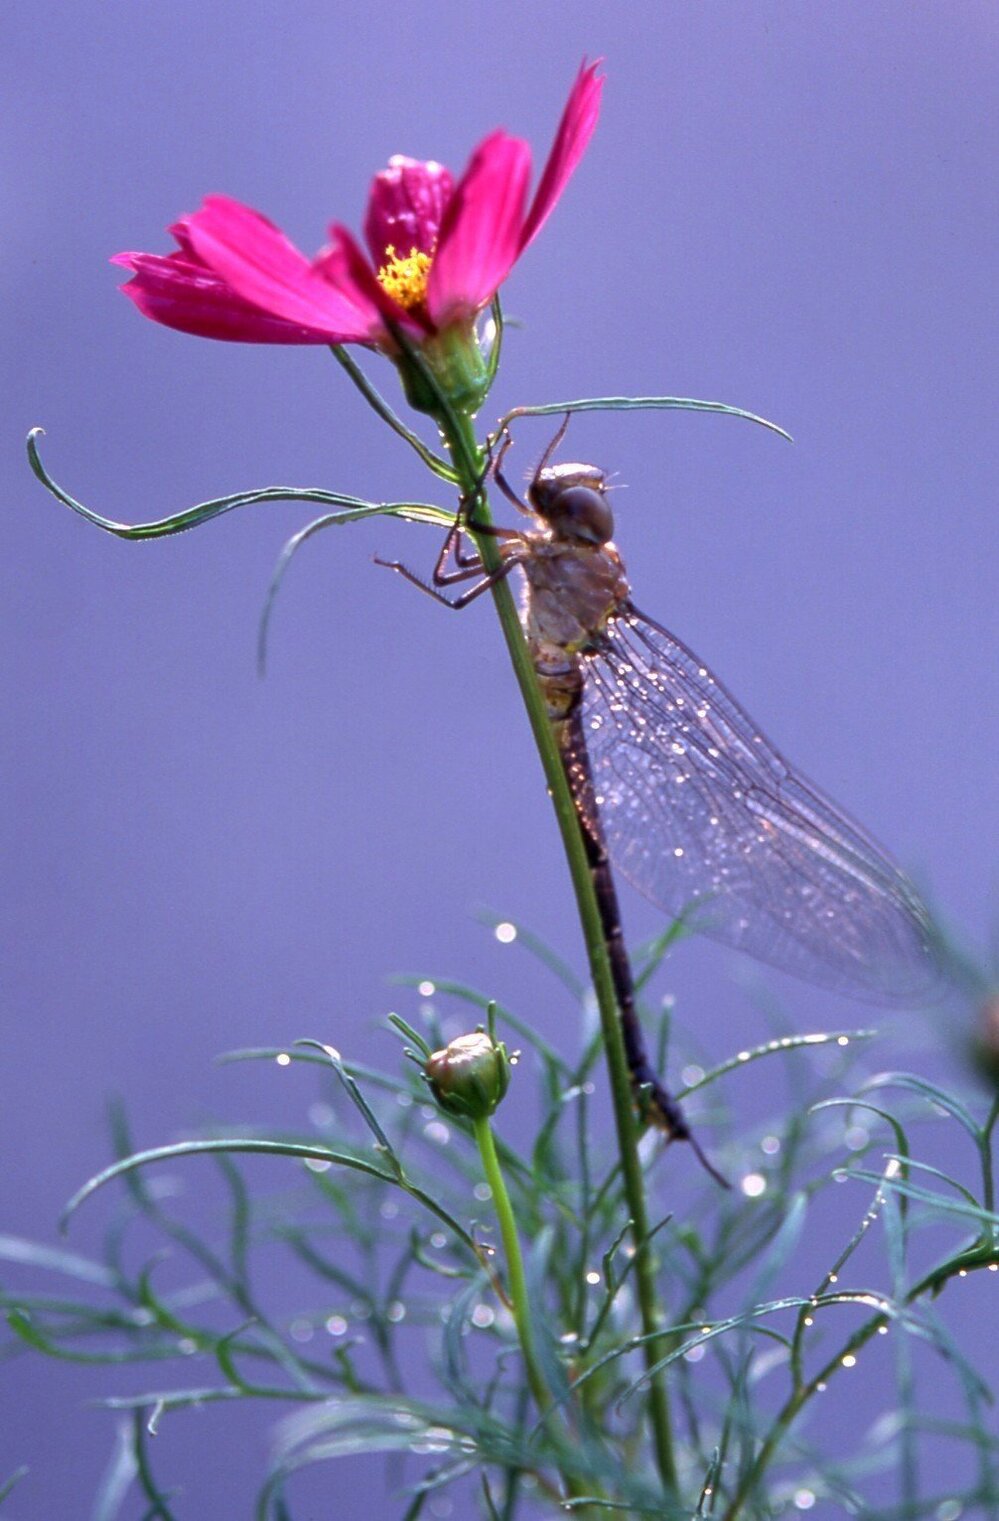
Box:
572, 605, 942, 1003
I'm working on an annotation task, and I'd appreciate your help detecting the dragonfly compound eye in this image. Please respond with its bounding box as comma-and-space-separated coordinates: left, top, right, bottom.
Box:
545, 483, 614, 545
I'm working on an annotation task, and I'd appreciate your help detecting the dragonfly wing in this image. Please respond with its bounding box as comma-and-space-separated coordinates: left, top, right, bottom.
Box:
575, 606, 941, 1003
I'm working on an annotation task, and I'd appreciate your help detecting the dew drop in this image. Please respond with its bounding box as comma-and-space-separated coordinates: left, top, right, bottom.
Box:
681, 1064, 705, 1086
275, 1053, 291, 1067
494, 922, 517, 944
585, 1270, 601, 1286
842, 1354, 857, 1368
290, 1318, 314, 1344
683, 1343, 706, 1363
471, 1303, 495, 1328
761, 1134, 781, 1156
430, 1231, 447, 1250
473, 1181, 492, 1201
418, 980, 436, 998
794, 1490, 816, 1510
741, 1173, 766, 1198
325, 1314, 348, 1337
387, 1300, 406, 1323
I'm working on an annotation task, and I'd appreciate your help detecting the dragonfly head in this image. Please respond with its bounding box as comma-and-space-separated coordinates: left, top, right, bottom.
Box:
528, 462, 614, 545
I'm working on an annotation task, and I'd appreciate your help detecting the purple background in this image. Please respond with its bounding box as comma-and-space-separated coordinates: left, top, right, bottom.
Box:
5, 3, 998, 1516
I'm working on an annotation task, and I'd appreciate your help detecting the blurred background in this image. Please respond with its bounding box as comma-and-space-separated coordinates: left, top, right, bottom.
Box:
4, 2, 998, 1515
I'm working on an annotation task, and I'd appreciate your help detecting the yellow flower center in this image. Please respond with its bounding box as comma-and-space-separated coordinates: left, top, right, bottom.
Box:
376, 243, 433, 311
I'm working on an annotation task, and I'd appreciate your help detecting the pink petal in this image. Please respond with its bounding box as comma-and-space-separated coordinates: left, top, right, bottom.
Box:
111, 245, 333, 344
186, 195, 382, 342
427, 131, 531, 326
363, 157, 454, 264
519, 60, 604, 253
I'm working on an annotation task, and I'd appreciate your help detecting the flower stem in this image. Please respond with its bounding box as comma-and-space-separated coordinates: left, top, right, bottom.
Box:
437, 405, 680, 1500
472, 1115, 547, 1410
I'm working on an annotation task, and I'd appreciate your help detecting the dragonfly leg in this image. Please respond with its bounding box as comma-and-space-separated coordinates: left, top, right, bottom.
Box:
374, 550, 526, 610
535, 411, 572, 476
489, 427, 534, 516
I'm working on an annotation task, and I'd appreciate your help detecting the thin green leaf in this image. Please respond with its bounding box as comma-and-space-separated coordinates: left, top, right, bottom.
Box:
60, 1138, 479, 1255
329, 345, 457, 482
6, 1308, 171, 1367
480, 1472, 501, 1521
27, 428, 448, 541
0, 1233, 117, 1287
392, 976, 571, 1077
387, 1013, 434, 1059
847, 1167, 999, 1229
92, 1424, 137, 1521
496, 395, 792, 444
678, 1029, 875, 1096
0, 1467, 28, 1507
810, 1098, 911, 1163
474, 909, 585, 1000
861, 1072, 982, 1142
295, 1041, 398, 1165
483, 296, 504, 388
131, 1410, 178, 1521
258, 499, 452, 673
634, 916, 692, 993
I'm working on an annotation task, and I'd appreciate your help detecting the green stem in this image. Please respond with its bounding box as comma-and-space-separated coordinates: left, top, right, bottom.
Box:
473, 1116, 548, 1412
475, 1115, 602, 1513
438, 407, 679, 1500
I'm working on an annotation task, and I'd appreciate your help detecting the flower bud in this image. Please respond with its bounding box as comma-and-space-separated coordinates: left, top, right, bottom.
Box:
425, 1031, 511, 1121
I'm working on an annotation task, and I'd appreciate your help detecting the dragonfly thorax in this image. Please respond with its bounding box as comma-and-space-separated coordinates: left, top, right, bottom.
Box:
528, 461, 613, 545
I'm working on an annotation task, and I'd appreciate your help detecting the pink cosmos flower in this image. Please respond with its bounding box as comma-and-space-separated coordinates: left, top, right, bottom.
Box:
113, 62, 603, 349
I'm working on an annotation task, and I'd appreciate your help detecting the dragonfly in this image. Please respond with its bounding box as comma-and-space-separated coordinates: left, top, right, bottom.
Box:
377, 417, 942, 1178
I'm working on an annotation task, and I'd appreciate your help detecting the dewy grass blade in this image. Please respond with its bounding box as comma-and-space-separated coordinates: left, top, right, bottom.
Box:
677, 1029, 876, 1097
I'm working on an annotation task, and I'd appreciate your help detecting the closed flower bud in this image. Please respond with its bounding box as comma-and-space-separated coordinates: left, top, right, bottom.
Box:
425, 1031, 511, 1121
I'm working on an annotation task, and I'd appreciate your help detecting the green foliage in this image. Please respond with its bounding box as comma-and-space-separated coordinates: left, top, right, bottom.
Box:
3, 924, 996, 1518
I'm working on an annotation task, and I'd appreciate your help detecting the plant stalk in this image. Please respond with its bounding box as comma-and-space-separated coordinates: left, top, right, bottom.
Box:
473, 1116, 548, 1414
440, 408, 680, 1500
